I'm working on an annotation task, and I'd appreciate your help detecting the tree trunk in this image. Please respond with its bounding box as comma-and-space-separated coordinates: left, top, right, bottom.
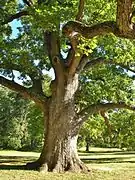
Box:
26, 74, 90, 173
85, 137, 91, 152
26, 111, 89, 173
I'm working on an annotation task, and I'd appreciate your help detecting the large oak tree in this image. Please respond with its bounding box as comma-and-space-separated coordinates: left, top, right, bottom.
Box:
1, 0, 135, 173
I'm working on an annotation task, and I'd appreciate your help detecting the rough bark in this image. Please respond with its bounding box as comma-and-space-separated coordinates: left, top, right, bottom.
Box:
26, 73, 90, 173
29, 127, 89, 173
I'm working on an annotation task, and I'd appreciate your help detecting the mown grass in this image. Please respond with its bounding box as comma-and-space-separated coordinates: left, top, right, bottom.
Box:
0, 147, 135, 180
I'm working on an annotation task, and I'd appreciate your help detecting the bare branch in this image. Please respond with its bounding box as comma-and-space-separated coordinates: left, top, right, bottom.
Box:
3, 11, 29, 24
76, 0, 85, 21
76, 102, 135, 125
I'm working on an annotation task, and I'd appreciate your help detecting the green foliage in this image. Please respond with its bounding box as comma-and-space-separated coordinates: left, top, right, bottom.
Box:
79, 110, 135, 150
76, 64, 134, 111
109, 110, 135, 150
0, 86, 43, 151
78, 115, 105, 149
97, 35, 135, 64
42, 74, 52, 96
26, 103, 44, 151
31, 0, 78, 30
84, 0, 116, 24
78, 37, 98, 56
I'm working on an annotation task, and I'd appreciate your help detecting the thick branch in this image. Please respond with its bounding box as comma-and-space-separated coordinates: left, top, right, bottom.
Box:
0, 76, 46, 109
65, 47, 75, 67
76, 55, 88, 73
65, 34, 83, 77
62, 1, 135, 76
116, 0, 133, 35
3, 11, 29, 24
82, 57, 135, 74
44, 31, 65, 79
76, 102, 135, 125
44, 32, 60, 61
0, 62, 44, 94
63, 20, 135, 40
63, 21, 118, 38
67, 49, 83, 76
63, 0, 135, 39
44, 31, 66, 97
76, 0, 85, 21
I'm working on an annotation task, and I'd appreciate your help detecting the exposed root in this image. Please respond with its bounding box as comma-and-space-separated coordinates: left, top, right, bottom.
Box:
51, 159, 91, 173
39, 163, 48, 173
26, 159, 91, 173
67, 160, 91, 173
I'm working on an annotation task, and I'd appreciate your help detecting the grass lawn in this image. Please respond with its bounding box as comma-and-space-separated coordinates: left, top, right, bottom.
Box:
0, 147, 135, 180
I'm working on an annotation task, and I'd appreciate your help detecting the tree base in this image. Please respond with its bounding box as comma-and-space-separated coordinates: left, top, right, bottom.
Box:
26, 159, 91, 173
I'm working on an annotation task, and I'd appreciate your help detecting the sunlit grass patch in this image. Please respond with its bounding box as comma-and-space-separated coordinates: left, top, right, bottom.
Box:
0, 148, 135, 180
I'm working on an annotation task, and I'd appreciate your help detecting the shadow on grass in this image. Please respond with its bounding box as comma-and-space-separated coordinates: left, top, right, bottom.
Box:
0, 164, 26, 170
0, 155, 36, 164
81, 156, 135, 164
78, 150, 123, 154
79, 151, 135, 156
0, 150, 135, 170
0, 156, 36, 159
0, 155, 37, 170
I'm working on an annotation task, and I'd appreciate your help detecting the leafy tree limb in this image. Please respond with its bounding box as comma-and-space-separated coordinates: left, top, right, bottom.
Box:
76, 102, 135, 125
2, 11, 29, 24
0, 76, 47, 108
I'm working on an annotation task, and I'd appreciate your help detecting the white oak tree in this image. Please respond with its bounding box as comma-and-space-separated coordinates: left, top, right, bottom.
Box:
1, 0, 135, 172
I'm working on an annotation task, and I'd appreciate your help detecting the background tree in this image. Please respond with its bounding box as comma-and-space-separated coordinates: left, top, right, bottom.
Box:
79, 109, 135, 151
0, 86, 44, 151
1, 0, 135, 173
